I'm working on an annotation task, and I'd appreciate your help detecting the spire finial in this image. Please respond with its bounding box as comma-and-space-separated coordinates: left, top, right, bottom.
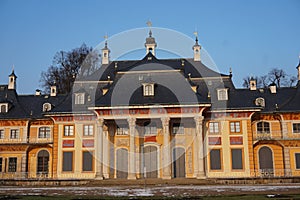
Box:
146, 20, 153, 37
229, 67, 232, 77
193, 31, 199, 45
104, 34, 108, 48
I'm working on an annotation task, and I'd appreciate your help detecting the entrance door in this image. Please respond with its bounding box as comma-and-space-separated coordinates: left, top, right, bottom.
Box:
37, 150, 49, 177
116, 148, 128, 179
259, 146, 274, 177
144, 146, 158, 178
172, 147, 185, 178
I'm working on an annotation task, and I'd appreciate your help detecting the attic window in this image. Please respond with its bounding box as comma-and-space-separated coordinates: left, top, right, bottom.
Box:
143, 83, 154, 96
43, 103, 52, 112
75, 93, 85, 104
217, 88, 228, 101
255, 97, 265, 107
0, 103, 8, 113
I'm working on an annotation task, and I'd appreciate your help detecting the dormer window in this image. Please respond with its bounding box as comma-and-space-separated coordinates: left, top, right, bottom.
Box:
0, 103, 8, 113
255, 97, 265, 107
42, 103, 52, 112
143, 83, 154, 96
75, 93, 85, 104
217, 88, 228, 101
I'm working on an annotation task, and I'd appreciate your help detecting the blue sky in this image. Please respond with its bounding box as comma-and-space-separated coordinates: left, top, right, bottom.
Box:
0, 0, 299, 94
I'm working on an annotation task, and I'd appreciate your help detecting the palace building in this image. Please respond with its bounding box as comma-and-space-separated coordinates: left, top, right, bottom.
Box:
1, 30, 300, 180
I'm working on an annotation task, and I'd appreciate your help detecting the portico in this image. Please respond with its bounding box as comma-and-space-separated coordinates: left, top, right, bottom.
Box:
93, 106, 207, 179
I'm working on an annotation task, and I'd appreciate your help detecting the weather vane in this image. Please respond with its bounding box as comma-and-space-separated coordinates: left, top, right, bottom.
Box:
193, 31, 198, 37
146, 20, 152, 27
104, 34, 108, 40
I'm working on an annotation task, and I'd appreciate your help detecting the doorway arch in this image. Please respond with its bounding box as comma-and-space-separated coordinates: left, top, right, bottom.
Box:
259, 146, 274, 177
37, 150, 49, 176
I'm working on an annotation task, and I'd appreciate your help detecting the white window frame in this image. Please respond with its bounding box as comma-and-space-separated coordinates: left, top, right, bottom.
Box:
293, 123, 300, 133
38, 127, 51, 138
75, 93, 85, 105
116, 125, 128, 135
230, 121, 241, 133
143, 83, 154, 96
209, 122, 219, 134
0, 103, 8, 113
0, 129, 4, 139
64, 125, 74, 136
10, 129, 19, 139
42, 103, 52, 112
83, 125, 94, 136
217, 88, 228, 101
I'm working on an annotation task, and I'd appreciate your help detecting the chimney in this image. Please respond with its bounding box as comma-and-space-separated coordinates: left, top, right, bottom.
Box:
50, 85, 57, 97
250, 77, 257, 91
269, 83, 276, 94
35, 89, 41, 96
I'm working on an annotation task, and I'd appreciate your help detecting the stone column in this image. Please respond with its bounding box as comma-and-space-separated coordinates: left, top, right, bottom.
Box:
161, 117, 171, 179
194, 115, 205, 179
95, 118, 104, 179
128, 118, 136, 179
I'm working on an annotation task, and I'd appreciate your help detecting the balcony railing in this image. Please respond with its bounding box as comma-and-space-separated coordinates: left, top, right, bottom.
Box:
253, 130, 300, 141
0, 137, 53, 144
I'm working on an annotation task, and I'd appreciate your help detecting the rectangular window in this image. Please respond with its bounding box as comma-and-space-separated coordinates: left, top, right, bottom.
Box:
10, 129, 19, 139
210, 149, 221, 170
143, 84, 154, 96
8, 157, 17, 172
83, 125, 94, 136
257, 122, 270, 133
62, 152, 73, 172
144, 126, 157, 135
172, 123, 184, 134
231, 149, 243, 170
209, 122, 219, 134
64, 125, 74, 136
0, 157, 2, 172
82, 151, 93, 171
296, 153, 300, 169
38, 127, 51, 138
217, 89, 228, 101
230, 122, 241, 133
293, 123, 300, 133
0, 129, 4, 139
116, 125, 128, 135
75, 93, 85, 104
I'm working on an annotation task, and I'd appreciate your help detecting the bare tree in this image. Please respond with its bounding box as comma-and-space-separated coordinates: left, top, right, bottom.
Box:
268, 68, 287, 88
242, 68, 297, 89
40, 44, 100, 94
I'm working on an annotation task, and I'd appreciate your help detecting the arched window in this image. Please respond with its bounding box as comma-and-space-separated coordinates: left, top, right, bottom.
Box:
143, 84, 154, 96
257, 122, 270, 133
42, 103, 51, 112
37, 150, 49, 175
